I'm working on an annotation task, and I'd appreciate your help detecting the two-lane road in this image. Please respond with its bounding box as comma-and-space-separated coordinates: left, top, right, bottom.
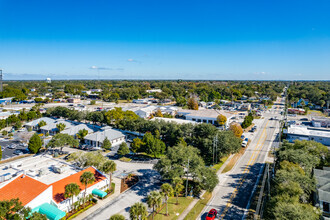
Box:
199, 99, 283, 220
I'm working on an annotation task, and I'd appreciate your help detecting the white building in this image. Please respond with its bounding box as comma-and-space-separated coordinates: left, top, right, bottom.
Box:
134, 106, 158, 118
46, 78, 51, 83
312, 117, 330, 128
60, 123, 96, 138
285, 125, 330, 146
0, 111, 19, 120
0, 166, 107, 218
40, 119, 76, 136
25, 117, 56, 131
84, 127, 126, 147
151, 117, 197, 125
146, 89, 162, 93
177, 109, 234, 128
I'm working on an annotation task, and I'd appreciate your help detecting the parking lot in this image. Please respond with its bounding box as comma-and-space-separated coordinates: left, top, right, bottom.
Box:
0, 139, 29, 160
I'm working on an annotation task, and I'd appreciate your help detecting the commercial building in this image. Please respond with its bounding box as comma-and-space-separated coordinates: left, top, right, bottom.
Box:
0, 166, 107, 218
0, 155, 109, 218
67, 98, 81, 103
285, 125, 330, 146
288, 108, 305, 114
60, 123, 96, 138
150, 117, 197, 125
312, 117, 330, 128
0, 97, 13, 105
177, 109, 234, 128
84, 127, 126, 147
40, 119, 76, 136
134, 106, 158, 118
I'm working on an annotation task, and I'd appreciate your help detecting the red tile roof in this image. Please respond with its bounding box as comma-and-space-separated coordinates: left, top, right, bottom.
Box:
50, 167, 106, 204
0, 175, 49, 206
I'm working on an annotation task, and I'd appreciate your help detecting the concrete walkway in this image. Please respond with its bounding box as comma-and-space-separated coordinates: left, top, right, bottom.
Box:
73, 177, 121, 220
178, 154, 235, 220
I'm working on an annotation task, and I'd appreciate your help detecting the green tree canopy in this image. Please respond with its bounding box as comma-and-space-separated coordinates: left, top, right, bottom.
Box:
129, 202, 148, 220
131, 138, 143, 153
28, 133, 42, 154
109, 214, 125, 220
117, 142, 130, 156
102, 137, 112, 150
47, 133, 79, 152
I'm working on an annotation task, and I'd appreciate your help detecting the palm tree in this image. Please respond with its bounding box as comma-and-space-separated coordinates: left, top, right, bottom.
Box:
101, 160, 117, 192
76, 129, 88, 143
129, 202, 148, 220
147, 191, 163, 220
64, 183, 80, 211
80, 171, 95, 207
172, 177, 184, 205
56, 123, 66, 133
161, 183, 174, 216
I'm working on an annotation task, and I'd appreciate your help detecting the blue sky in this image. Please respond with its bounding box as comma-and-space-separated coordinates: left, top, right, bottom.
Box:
0, 0, 330, 80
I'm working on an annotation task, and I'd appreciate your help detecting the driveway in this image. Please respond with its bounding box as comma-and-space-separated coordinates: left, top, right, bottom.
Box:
83, 166, 161, 220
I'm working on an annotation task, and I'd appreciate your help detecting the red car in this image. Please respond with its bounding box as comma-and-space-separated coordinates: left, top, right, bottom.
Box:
206, 209, 217, 220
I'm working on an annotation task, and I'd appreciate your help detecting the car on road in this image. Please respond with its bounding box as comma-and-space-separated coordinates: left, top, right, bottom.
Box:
240, 135, 245, 140
1, 146, 5, 151
206, 209, 217, 220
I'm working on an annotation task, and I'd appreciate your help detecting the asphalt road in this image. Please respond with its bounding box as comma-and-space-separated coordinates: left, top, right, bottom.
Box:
199, 98, 283, 220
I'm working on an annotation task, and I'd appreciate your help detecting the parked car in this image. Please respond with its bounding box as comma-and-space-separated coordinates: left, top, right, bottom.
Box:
240, 135, 245, 140
13, 149, 23, 155
8, 145, 16, 149
206, 209, 217, 220
242, 139, 248, 147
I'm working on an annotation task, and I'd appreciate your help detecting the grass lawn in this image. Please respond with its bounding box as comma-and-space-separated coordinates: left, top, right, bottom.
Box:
183, 191, 212, 220
119, 157, 132, 162
153, 197, 194, 220
212, 156, 229, 172
308, 110, 326, 117
222, 147, 246, 173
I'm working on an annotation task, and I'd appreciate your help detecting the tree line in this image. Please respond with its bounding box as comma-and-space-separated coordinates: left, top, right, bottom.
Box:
264, 140, 329, 220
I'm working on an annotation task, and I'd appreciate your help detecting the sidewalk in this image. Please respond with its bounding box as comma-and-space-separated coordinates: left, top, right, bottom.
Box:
178, 154, 234, 220
73, 177, 121, 220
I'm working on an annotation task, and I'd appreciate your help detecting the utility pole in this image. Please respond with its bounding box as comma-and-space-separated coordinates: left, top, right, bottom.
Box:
213, 137, 215, 165
185, 158, 190, 197
214, 133, 218, 164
